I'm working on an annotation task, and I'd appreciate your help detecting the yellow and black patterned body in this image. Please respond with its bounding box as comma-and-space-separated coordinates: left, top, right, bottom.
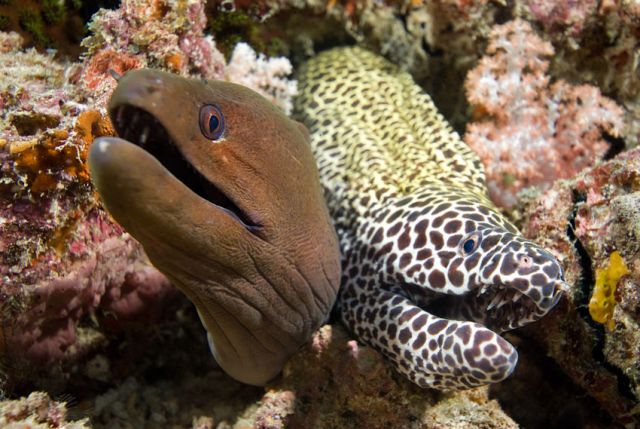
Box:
294, 47, 565, 389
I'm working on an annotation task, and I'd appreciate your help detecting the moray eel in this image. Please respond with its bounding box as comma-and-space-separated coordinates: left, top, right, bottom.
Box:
88, 69, 341, 385
293, 47, 566, 389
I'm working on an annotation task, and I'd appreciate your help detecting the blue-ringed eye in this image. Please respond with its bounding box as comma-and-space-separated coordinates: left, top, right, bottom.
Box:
199, 104, 224, 140
461, 233, 481, 254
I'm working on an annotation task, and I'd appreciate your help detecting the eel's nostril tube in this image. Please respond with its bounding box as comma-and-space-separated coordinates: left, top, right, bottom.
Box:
518, 255, 533, 268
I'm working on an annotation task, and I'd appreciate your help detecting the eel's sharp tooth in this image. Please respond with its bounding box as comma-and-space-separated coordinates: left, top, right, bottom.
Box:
140, 126, 149, 145
496, 291, 511, 309
480, 285, 490, 296
116, 106, 125, 127
487, 293, 502, 311
512, 292, 523, 303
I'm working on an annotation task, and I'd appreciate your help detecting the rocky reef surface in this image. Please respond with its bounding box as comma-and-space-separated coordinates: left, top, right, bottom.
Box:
1, 0, 639, 427
515, 148, 640, 426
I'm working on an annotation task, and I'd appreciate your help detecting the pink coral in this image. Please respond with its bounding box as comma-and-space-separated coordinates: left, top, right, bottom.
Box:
3, 207, 175, 364
464, 19, 624, 208
225, 42, 298, 114
524, 0, 599, 36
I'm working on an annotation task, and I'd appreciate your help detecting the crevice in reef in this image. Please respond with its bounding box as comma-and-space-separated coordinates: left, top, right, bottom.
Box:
603, 132, 626, 160
567, 190, 635, 401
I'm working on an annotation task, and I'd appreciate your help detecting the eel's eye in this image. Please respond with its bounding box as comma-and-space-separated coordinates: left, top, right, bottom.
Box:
461, 233, 481, 255
199, 104, 225, 140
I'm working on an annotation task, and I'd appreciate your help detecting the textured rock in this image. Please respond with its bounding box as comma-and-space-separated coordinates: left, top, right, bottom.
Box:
0, 391, 90, 428
62, 324, 518, 429
516, 148, 640, 426
252, 325, 518, 429
0, 32, 176, 377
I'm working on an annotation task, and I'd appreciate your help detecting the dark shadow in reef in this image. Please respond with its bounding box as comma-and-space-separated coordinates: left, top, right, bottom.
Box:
489, 334, 614, 429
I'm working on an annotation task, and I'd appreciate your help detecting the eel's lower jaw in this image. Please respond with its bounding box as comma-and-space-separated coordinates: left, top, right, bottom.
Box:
111, 104, 261, 233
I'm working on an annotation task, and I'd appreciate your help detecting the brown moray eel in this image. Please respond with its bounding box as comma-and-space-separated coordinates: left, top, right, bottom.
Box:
88, 69, 341, 385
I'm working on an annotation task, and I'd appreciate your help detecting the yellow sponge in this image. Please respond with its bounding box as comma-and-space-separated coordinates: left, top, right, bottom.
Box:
589, 251, 630, 330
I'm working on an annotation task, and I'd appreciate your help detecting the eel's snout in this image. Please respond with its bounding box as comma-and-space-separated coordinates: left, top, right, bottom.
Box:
88, 135, 172, 230
476, 246, 566, 332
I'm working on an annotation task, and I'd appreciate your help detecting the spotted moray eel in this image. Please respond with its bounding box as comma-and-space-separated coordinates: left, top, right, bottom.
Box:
293, 47, 566, 389
88, 69, 341, 386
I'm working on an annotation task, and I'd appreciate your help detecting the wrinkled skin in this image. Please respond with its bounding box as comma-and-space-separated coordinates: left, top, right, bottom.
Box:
89, 69, 341, 385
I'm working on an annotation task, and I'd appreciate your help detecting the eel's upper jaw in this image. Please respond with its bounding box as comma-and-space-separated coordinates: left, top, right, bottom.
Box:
474, 280, 565, 332
110, 104, 261, 233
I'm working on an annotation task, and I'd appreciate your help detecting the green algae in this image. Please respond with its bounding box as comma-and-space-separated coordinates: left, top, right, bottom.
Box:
0, 14, 9, 31
42, 0, 66, 24
19, 9, 50, 47
209, 9, 260, 56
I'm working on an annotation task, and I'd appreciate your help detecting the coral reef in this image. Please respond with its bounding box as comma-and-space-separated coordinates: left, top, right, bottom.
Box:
516, 148, 640, 425
517, 1, 640, 147
234, 0, 640, 147
1, 0, 639, 426
225, 42, 297, 114
0, 391, 89, 428
464, 19, 624, 208
265, 325, 518, 428
0, 32, 82, 139
1, 325, 519, 428
0, 32, 177, 387
81, 0, 295, 112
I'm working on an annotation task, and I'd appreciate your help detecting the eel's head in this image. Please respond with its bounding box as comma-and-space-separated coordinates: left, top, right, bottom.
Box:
88, 69, 341, 385
380, 197, 565, 333
450, 221, 566, 332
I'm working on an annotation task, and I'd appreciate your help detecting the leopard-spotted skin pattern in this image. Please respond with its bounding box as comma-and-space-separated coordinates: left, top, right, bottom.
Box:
293, 47, 566, 390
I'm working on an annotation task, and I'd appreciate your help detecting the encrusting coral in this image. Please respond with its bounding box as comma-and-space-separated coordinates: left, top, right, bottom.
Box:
0, 30, 176, 372
81, 0, 296, 112
516, 148, 640, 425
0, 391, 90, 428
464, 19, 624, 208
256, 325, 519, 428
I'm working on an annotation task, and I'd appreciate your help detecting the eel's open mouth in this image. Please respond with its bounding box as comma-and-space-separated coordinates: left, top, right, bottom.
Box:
110, 104, 259, 231
468, 283, 558, 331
418, 281, 562, 333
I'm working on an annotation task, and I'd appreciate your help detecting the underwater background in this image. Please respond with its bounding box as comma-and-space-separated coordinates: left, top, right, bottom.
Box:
0, 0, 639, 427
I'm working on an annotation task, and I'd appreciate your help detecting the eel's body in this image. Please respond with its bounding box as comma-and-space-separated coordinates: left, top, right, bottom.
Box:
293, 47, 565, 389
88, 69, 341, 386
